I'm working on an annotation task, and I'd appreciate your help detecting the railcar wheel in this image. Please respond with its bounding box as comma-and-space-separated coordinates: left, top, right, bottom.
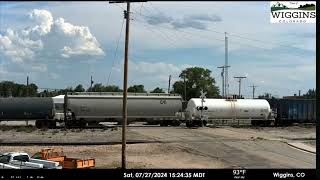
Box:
172, 120, 181, 126
35, 120, 42, 129
160, 121, 167, 126
202, 120, 207, 127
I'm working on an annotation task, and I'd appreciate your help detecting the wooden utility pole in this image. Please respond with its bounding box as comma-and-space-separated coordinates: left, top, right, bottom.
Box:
234, 76, 247, 98
109, 0, 146, 169
249, 84, 258, 99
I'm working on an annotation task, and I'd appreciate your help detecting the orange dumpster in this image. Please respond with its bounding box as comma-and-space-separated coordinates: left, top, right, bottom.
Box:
32, 148, 95, 169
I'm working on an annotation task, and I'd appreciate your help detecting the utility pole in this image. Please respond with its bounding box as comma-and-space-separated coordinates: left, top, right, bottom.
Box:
249, 84, 258, 99
90, 75, 94, 91
224, 32, 230, 97
26, 76, 29, 97
183, 74, 187, 101
234, 76, 247, 98
109, 0, 146, 169
218, 65, 230, 98
168, 75, 171, 94
26, 76, 29, 126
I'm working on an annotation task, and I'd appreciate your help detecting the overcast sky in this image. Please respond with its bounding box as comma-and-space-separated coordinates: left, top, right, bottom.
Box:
0, 1, 316, 98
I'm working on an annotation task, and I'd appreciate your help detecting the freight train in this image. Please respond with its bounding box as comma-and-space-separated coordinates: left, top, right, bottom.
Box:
2, 92, 304, 129
266, 98, 316, 125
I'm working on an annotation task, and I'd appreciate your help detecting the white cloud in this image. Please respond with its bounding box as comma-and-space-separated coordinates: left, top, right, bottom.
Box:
30, 64, 47, 72
0, 9, 105, 63
112, 60, 194, 90
29, 9, 54, 36
49, 72, 60, 80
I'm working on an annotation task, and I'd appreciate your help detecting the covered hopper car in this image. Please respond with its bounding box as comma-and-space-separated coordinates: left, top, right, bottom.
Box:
64, 92, 184, 127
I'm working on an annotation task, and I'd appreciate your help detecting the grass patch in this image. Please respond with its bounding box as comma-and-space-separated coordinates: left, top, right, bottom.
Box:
15, 126, 37, 133
0, 125, 15, 131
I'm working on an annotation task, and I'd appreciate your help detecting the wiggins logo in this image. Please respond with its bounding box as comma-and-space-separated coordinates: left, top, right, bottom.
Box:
270, 1, 316, 23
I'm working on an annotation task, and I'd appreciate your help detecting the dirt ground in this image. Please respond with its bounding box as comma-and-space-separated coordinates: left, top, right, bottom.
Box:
201, 125, 316, 141
0, 123, 316, 168
0, 143, 227, 169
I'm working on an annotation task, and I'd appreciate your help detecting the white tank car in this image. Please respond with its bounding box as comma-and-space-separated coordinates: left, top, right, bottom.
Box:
186, 98, 273, 124
65, 93, 183, 125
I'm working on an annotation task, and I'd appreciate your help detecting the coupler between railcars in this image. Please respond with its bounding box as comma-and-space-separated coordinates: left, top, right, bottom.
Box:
159, 120, 181, 127
35, 119, 57, 129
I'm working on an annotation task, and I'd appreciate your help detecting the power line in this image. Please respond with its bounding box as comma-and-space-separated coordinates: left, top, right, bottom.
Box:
130, 9, 310, 55
131, 20, 179, 49
107, 18, 125, 86
111, 3, 125, 10
130, 7, 185, 48
133, 18, 310, 58
131, 11, 225, 43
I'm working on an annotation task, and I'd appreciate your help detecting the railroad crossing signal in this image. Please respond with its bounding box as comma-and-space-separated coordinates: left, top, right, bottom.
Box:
200, 90, 207, 102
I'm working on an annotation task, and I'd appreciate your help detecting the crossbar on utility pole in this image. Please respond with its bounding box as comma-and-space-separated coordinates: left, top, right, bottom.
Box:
249, 84, 258, 99
109, 0, 147, 170
234, 76, 247, 98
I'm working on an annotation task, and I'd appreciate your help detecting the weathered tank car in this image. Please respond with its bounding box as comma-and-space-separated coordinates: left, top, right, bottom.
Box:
0, 97, 56, 128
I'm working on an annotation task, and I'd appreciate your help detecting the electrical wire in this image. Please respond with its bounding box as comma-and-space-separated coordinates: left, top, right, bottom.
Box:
106, 18, 125, 86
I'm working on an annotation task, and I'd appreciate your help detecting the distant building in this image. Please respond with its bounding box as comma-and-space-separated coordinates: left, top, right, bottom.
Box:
282, 94, 305, 99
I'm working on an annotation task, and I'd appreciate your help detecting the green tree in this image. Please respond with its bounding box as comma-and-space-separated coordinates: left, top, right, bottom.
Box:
104, 85, 122, 92
89, 83, 104, 92
150, 87, 165, 93
128, 85, 146, 93
303, 89, 316, 99
0, 81, 38, 97
74, 84, 85, 92
258, 93, 275, 99
172, 67, 220, 100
